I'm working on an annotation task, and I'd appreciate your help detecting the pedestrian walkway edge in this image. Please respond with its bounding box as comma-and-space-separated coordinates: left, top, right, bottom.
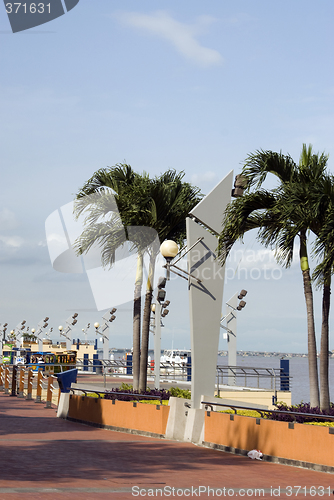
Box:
202, 441, 334, 474
66, 416, 166, 439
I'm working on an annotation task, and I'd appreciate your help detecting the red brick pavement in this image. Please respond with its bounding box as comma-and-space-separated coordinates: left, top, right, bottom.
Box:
0, 392, 332, 499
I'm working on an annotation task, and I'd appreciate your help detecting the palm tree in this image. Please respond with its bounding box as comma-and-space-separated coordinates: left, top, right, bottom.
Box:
218, 145, 330, 408
75, 165, 150, 390
74, 165, 202, 392
136, 170, 203, 391
311, 174, 334, 410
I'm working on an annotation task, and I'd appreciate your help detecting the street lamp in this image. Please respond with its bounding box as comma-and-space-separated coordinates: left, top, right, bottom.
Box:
231, 175, 247, 198
160, 240, 179, 280
82, 323, 91, 343
33, 317, 49, 350
0, 323, 8, 348
94, 308, 117, 361
151, 278, 171, 390
220, 290, 248, 385
58, 313, 78, 349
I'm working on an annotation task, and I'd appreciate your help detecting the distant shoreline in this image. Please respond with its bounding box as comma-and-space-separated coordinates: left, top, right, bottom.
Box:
109, 348, 334, 359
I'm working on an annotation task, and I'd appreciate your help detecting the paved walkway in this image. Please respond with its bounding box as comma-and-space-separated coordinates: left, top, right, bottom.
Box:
0, 393, 332, 499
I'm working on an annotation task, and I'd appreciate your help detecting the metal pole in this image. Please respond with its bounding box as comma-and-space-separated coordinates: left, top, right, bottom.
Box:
227, 292, 238, 385
154, 302, 162, 390
103, 336, 109, 364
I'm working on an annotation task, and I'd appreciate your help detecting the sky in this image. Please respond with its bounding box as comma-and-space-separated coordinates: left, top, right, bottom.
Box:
0, 0, 334, 354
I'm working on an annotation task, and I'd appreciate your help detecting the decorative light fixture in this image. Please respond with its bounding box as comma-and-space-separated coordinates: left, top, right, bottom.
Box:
160, 240, 179, 280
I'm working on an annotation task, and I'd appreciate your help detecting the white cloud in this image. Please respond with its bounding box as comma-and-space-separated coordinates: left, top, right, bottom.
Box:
0, 208, 19, 230
191, 171, 218, 185
116, 11, 223, 68
0, 235, 23, 248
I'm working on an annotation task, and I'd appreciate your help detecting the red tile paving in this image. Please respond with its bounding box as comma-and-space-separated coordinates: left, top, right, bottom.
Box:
0, 392, 332, 499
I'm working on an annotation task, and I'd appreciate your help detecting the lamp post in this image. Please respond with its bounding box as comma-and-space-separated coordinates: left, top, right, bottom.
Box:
12, 320, 27, 348
94, 308, 117, 362
0, 323, 8, 350
151, 294, 170, 390
160, 240, 179, 280
58, 325, 64, 342
58, 313, 78, 350
82, 323, 90, 343
149, 241, 177, 389
220, 290, 247, 385
34, 317, 49, 350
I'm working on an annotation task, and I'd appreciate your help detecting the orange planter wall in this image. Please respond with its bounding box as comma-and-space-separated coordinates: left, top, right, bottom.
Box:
205, 412, 334, 468
68, 395, 170, 436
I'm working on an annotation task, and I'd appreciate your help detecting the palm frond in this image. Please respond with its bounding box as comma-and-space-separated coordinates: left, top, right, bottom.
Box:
242, 150, 297, 190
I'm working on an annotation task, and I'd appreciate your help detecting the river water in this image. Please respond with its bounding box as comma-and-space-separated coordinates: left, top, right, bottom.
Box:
113, 350, 333, 405
217, 355, 334, 405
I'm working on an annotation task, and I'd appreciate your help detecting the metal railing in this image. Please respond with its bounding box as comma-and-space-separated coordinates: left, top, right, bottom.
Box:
1, 359, 292, 391
75, 359, 291, 391
71, 387, 164, 404
201, 400, 334, 423
216, 365, 290, 392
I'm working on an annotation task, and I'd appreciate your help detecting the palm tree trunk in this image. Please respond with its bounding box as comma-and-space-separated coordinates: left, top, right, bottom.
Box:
300, 232, 320, 407
139, 253, 156, 392
133, 252, 143, 391
320, 277, 330, 411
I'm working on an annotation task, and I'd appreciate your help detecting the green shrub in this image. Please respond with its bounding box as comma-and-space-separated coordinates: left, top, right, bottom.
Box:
304, 421, 334, 427
169, 387, 191, 399
119, 382, 133, 391
219, 409, 263, 418
138, 399, 169, 405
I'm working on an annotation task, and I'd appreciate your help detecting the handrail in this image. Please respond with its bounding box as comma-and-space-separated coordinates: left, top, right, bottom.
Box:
201, 401, 334, 422
216, 365, 282, 375
71, 388, 164, 403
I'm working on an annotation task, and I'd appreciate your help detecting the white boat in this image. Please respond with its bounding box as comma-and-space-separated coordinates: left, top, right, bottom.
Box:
160, 349, 191, 366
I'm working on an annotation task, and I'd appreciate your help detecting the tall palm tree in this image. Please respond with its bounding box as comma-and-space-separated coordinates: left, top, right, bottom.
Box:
74, 165, 202, 392
218, 145, 330, 408
311, 174, 334, 410
136, 170, 203, 391
74, 165, 153, 390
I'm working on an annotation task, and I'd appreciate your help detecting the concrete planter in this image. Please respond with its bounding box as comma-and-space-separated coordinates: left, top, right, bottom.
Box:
67, 394, 170, 438
204, 411, 334, 472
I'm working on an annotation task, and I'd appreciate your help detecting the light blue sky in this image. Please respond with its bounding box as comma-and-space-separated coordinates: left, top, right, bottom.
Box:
0, 0, 334, 353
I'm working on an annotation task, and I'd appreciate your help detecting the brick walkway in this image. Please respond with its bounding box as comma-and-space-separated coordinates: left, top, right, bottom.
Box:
0, 393, 332, 499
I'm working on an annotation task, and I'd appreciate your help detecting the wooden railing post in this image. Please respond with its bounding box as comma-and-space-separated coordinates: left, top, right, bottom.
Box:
45, 376, 53, 408
35, 369, 43, 403
0, 365, 3, 392
18, 367, 25, 398
10, 365, 17, 396
4, 366, 10, 394
26, 369, 33, 400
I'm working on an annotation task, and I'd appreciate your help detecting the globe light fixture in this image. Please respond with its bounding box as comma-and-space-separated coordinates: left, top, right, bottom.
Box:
160, 240, 179, 280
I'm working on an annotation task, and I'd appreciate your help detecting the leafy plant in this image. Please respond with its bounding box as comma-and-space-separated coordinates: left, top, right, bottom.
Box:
104, 386, 171, 402
169, 387, 191, 399
271, 402, 334, 424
